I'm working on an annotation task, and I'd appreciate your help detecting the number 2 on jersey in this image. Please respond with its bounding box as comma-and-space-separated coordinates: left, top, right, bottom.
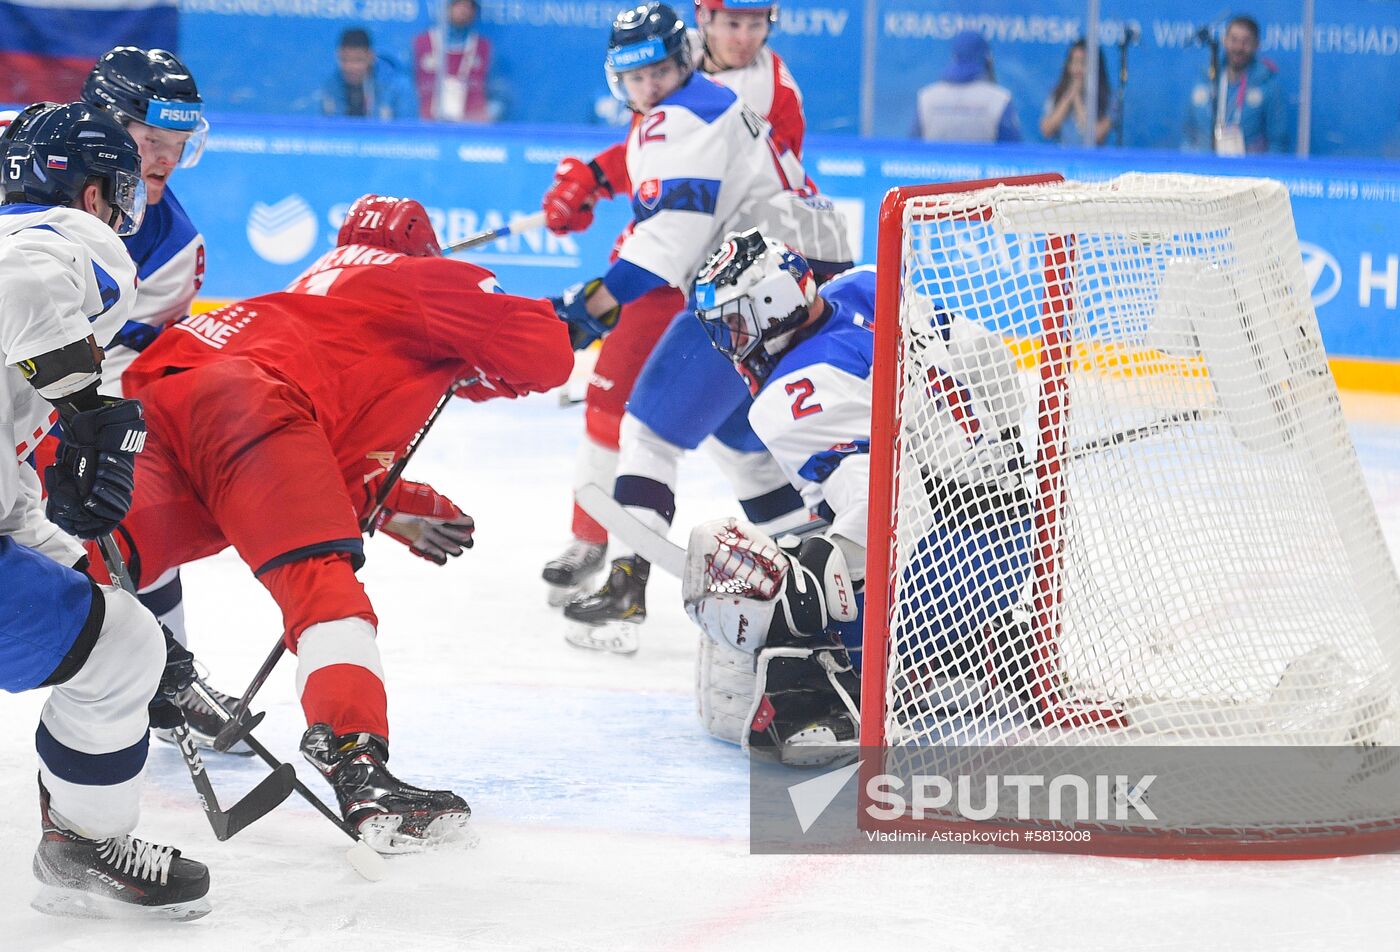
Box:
786, 378, 823, 419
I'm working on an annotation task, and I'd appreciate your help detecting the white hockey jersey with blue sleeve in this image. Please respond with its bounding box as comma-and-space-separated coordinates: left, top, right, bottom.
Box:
747, 267, 1027, 575
102, 188, 204, 394
0, 204, 136, 533
616, 73, 805, 294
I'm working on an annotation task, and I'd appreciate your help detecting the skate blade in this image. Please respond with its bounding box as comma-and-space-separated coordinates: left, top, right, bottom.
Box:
32, 884, 212, 922
778, 730, 859, 769
357, 812, 477, 855
153, 724, 255, 757
565, 620, 640, 655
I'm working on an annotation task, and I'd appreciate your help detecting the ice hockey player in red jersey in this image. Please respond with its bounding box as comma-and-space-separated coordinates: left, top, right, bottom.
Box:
98, 195, 573, 852
537, 0, 806, 604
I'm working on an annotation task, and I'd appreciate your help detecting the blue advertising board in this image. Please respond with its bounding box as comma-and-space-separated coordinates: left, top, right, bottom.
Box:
181, 114, 1400, 367
176, 0, 1400, 157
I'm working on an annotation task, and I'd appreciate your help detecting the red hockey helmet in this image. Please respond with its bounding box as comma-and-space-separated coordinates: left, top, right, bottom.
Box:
336, 194, 442, 257
696, 0, 777, 20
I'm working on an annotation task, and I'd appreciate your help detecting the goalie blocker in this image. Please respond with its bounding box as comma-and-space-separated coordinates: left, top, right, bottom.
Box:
683, 517, 861, 766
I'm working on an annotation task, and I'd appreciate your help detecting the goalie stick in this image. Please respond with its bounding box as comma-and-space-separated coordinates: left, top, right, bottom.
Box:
441, 210, 547, 256
575, 483, 686, 577
574, 484, 833, 579
97, 536, 295, 841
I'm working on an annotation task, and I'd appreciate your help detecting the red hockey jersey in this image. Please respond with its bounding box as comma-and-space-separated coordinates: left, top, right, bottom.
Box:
125, 248, 573, 490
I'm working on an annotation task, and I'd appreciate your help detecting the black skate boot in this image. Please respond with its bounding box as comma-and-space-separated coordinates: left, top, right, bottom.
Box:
747, 643, 861, 768
562, 555, 648, 654
152, 682, 254, 755
32, 780, 211, 921
542, 539, 606, 607
300, 724, 473, 854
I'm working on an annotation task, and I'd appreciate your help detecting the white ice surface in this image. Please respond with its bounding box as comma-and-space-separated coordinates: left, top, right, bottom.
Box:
4, 391, 1400, 951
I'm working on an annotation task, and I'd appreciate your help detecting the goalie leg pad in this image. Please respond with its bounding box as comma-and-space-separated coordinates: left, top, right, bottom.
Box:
695, 636, 757, 745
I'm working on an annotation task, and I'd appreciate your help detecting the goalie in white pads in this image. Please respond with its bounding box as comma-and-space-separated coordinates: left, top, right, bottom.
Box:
682, 230, 1036, 763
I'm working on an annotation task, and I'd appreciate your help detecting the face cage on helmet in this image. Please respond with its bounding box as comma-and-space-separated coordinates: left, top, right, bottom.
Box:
106, 170, 148, 237
697, 297, 764, 362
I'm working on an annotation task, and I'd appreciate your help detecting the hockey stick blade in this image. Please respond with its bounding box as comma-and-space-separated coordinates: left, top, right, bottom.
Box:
442, 210, 547, 255
212, 707, 267, 753
99, 537, 293, 839
575, 483, 685, 577
208, 763, 297, 841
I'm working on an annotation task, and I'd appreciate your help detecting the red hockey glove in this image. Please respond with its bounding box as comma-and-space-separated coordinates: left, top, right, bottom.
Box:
374, 480, 475, 565
542, 157, 613, 236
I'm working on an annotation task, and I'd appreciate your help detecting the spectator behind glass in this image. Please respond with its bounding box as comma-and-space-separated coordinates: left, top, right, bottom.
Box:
319, 28, 415, 119
1184, 14, 1290, 154
1041, 39, 1117, 146
912, 30, 1021, 144
413, 0, 502, 122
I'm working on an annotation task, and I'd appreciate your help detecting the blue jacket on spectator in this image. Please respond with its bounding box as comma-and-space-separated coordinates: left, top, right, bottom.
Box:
319, 54, 415, 120
1184, 58, 1290, 154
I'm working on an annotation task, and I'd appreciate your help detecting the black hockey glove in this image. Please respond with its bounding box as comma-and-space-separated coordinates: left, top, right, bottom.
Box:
549, 278, 620, 350
149, 625, 195, 730
45, 398, 146, 539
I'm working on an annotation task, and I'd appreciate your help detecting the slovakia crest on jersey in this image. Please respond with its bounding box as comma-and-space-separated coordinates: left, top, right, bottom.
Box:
637, 178, 662, 210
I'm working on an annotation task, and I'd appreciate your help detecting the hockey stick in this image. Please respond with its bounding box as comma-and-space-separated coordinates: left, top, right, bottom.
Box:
189, 680, 386, 881
575, 483, 686, 577
441, 210, 547, 256
1063, 409, 1205, 462
573, 484, 832, 580
97, 536, 295, 841
213, 380, 466, 752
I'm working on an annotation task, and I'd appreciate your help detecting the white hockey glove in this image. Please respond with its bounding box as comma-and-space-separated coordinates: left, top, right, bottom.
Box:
374, 480, 475, 565
682, 517, 859, 655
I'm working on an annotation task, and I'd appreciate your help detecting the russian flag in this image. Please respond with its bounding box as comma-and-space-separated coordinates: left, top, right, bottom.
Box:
0, 0, 178, 104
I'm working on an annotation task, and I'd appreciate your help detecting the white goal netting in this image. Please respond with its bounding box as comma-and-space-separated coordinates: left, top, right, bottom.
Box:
876, 173, 1400, 753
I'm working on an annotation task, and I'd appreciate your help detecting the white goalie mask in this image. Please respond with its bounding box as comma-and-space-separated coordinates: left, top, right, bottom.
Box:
692, 229, 818, 391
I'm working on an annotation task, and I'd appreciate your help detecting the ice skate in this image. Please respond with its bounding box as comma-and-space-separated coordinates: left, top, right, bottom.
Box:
31, 782, 211, 921
152, 681, 254, 755
749, 685, 859, 769
563, 556, 647, 654
542, 539, 606, 607
300, 724, 474, 854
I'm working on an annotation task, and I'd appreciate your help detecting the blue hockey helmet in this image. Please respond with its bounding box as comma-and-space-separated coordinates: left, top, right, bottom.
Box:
692, 229, 817, 391
606, 3, 693, 106
1, 102, 147, 237
82, 47, 208, 169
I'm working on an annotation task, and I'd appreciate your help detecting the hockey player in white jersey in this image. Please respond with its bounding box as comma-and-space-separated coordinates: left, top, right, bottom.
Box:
1, 102, 211, 918
76, 47, 242, 749
549, 3, 831, 652
81, 47, 208, 390
680, 231, 1035, 763
540, 0, 807, 604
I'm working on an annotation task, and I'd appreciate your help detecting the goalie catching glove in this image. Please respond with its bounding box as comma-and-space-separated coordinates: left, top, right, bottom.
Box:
372, 480, 475, 565
682, 517, 859, 654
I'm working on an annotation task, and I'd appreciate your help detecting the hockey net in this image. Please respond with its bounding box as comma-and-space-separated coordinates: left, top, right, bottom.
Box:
859, 173, 1400, 856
